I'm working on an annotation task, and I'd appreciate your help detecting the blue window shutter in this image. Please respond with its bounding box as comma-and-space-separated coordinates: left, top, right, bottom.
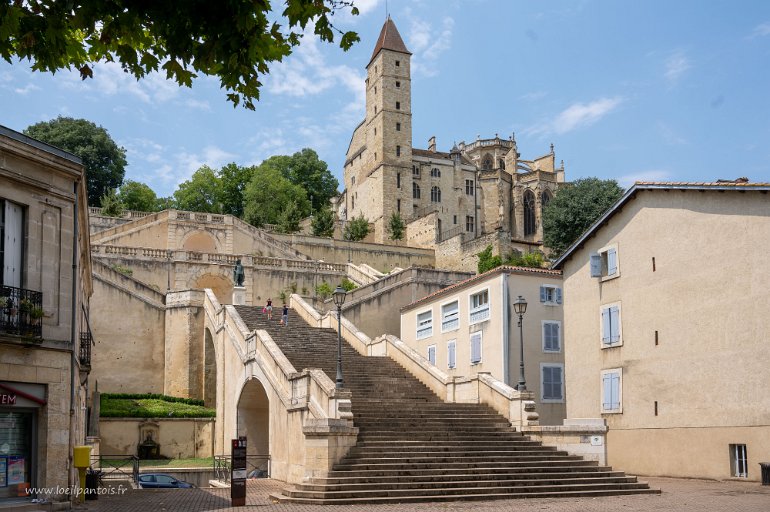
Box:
608, 248, 618, 275
555, 288, 563, 304
448, 342, 456, 368
540, 285, 547, 303
554, 323, 560, 351
610, 372, 620, 409
602, 374, 612, 410
590, 253, 602, 277
610, 306, 620, 343
601, 308, 611, 344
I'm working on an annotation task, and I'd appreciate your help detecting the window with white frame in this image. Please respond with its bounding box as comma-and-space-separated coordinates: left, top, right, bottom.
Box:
540, 284, 562, 305
601, 304, 621, 347
470, 331, 482, 364
541, 364, 564, 402
447, 340, 456, 369
427, 345, 436, 365
416, 310, 433, 340
542, 321, 561, 352
469, 289, 489, 324
441, 301, 459, 332
1, 199, 24, 288
730, 444, 748, 478
601, 368, 622, 413
590, 244, 619, 279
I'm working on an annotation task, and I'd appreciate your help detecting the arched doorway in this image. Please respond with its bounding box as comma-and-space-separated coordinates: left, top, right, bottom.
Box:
204, 328, 216, 408
237, 378, 270, 456
194, 274, 232, 304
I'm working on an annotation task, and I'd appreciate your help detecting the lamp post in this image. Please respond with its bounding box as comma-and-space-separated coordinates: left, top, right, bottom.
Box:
513, 295, 528, 391
333, 285, 347, 389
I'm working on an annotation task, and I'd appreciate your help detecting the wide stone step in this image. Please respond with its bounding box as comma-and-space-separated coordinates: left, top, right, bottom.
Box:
333, 458, 588, 471
348, 448, 561, 457
313, 469, 630, 485
326, 463, 607, 478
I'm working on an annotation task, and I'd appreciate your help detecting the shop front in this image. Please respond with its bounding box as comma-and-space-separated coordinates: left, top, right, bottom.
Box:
0, 382, 45, 501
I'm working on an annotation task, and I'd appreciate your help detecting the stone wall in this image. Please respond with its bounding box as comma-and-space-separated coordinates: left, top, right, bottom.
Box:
406, 211, 438, 249
100, 418, 214, 459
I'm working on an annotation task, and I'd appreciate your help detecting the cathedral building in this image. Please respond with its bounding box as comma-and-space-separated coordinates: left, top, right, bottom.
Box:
342, 17, 565, 256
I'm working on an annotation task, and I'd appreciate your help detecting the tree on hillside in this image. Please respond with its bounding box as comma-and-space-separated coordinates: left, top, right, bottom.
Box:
543, 178, 624, 257
218, 163, 255, 217
173, 166, 222, 213
311, 207, 335, 237
0, 1, 360, 109
477, 245, 547, 274
24, 117, 127, 206
344, 215, 369, 242
276, 200, 304, 234
259, 149, 339, 212
386, 211, 405, 241
242, 166, 310, 227
118, 180, 159, 212
99, 188, 125, 217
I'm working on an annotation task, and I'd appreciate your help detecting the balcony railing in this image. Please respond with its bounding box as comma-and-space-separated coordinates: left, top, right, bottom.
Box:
80, 331, 93, 367
0, 285, 43, 339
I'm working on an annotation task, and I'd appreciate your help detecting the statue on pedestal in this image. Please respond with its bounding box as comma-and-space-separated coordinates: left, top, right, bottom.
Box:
233, 259, 245, 286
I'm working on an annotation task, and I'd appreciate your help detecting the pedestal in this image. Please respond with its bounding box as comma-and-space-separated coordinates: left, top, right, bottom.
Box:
232, 286, 246, 306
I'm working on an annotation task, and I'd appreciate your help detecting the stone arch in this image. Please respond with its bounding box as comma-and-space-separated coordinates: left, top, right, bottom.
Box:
204, 327, 217, 408
237, 377, 270, 456
481, 154, 493, 170
194, 274, 232, 304
182, 230, 218, 253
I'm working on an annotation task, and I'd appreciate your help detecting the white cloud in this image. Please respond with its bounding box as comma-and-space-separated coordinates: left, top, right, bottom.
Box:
751, 22, 770, 37
185, 98, 211, 111
14, 83, 40, 95
617, 170, 673, 188
522, 97, 622, 137
664, 51, 691, 85
407, 15, 454, 78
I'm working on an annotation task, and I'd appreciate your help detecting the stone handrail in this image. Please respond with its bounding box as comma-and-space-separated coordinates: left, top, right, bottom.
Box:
89, 207, 155, 219
90, 211, 168, 244
289, 293, 538, 427
346, 263, 380, 287
233, 221, 309, 260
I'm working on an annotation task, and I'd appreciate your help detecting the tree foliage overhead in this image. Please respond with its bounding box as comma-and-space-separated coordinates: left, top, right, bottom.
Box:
542, 178, 625, 257
0, 0, 360, 109
118, 180, 159, 212
24, 116, 127, 206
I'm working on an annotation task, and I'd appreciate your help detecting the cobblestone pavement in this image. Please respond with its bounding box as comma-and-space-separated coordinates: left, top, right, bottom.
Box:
80, 477, 770, 512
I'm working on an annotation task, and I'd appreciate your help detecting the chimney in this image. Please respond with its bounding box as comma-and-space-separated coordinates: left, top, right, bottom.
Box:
428, 136, 436, 153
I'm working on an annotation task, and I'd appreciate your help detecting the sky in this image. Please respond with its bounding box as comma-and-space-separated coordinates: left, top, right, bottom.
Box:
2, 0, 770, 198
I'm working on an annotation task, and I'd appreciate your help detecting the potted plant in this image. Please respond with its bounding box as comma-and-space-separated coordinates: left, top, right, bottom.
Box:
29, 306, 44, 320
19, 298, 33, 314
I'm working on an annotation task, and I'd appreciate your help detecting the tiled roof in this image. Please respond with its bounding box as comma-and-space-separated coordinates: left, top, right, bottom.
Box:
369, 17, 411, 65
412, 148, 474, 166
401, 265, 562, 312
551, 181, 770, 269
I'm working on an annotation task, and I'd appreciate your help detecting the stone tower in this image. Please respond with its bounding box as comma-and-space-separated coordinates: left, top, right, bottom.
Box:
345, 17, 412, 242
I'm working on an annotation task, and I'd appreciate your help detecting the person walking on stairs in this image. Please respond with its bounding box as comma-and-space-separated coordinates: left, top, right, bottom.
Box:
265, 298, 273, 320
280, 304, 289, 327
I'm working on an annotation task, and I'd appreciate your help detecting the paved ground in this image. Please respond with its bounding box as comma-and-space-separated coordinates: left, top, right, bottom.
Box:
77, 477, 770, 512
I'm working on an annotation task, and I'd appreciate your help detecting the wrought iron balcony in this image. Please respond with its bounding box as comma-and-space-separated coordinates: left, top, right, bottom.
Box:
79, 331, 93, 368
0, 285, 43, 339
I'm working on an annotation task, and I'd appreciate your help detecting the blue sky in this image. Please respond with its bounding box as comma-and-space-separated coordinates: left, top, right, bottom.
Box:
2, 0, 770, 197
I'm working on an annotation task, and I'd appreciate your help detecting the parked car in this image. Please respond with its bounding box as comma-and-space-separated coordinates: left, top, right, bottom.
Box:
137, 473, 195, 489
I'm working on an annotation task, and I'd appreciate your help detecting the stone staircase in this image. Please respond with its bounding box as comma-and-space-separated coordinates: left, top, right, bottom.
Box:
234, 305, 658, 504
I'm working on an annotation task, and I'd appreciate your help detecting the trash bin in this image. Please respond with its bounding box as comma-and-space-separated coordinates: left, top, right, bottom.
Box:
760, 463, 770, 486
85, 470, 101, 500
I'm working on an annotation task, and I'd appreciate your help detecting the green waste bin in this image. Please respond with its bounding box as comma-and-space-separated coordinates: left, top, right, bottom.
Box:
760, 463, 770, 486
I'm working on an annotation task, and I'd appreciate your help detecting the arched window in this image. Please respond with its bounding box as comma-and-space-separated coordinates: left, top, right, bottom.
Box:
412, 165, 420, 177
413, 182, 421, 199
431, 186, 441, 203
499, 159, 505, 170
542, 190, 552, 211
482, 155, 493, 170
431, 167, 441, 177
523, 190, 536, 236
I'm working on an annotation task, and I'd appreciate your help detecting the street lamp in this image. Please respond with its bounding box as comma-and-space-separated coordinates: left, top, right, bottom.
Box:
513, 295, 528, 391
333, 285, 347, 389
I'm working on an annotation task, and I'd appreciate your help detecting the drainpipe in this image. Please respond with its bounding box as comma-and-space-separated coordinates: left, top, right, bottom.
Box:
68, 180, 80, 493
502, 272, 510, 386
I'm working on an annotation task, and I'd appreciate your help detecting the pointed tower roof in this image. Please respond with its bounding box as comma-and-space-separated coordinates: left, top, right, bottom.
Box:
368, 17, 411, 66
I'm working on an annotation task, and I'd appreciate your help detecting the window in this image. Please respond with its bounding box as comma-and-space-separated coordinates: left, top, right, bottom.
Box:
542, 190, 552, 211
730, 444, 748, 478
351, 196, 354, 210
374, 127, 377, 136
590, 245, 619, 279
395, 60, 400, 67
430, 167, 440, 177
601, 368, 622, 413
397, 199, 401, 212
1, 199, 24, 287
465, 215, 474, 233
396, 145, 401, 157
470, 332, 482, 364
441, 301, 459, 332
447, 340, 456, 369
412, 182, 421, 199
430, 186, 441, 203
542, 321, 561, 352
482, 155, 493, 170
427, 345, 436, 365
396, 101, 401, 110
416, 310, 432, 339
412, 165, 420, 178
396, 173, 401, 188
523, 189, 536, 236
540, 285, 562, 305
351, 176, 355, 185
465, 179, 474, 195
499, 159, 505, 170
453, 215, 457, 225
396, 122, 401, 131
374, 86, 377, 94
601, 303, 622, 347
541, 364, 564, 402
395, 80, 401, 88
374, 106, 377, 114
469, 289, 489, 324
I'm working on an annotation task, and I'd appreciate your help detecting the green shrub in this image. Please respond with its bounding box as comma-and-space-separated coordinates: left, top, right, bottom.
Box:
100, 393, 215, 418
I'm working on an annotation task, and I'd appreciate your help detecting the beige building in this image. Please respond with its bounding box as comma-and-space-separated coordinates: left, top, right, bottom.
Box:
400, 266, 565, 425
0, 125, 94, 505
552, 181, 770, 481
342, 17, 565, 251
